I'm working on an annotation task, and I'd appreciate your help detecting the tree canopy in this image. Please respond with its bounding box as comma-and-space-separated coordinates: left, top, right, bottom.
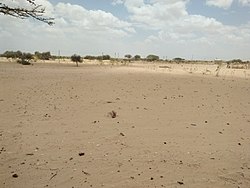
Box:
146, 54, 159, 61
125, 54, 132, 59
134, 55, 141, 60
0, 0, 54, 25
34, 51, 52, 60
71, 54, 82, 67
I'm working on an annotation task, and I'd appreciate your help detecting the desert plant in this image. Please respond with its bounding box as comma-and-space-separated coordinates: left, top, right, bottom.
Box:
173, 57, 185, 62
125, 54, 132, 59
71, 54, 82, 67
34, 51, 51, 60
17, 52, 33, 65
134, 55, 141, 60
2, 51, 22, 59
146, 54, 159, 61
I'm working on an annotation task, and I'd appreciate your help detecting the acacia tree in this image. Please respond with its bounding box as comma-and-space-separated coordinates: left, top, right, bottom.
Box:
146, 54, 159, 61
71, 54, 82, 67
0, 0, 54, 25
125, 54, 132, 59
17, 52, 33, 65
134, 55, 141, 60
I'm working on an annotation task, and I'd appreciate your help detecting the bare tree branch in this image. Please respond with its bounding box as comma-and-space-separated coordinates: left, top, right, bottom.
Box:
0, 1, 54, 25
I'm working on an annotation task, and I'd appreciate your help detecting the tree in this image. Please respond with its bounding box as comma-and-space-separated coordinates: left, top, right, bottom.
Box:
231, 59, 242, 63
102, 55, 110, 60
173, 57, 185, 62
2, 51, 22, 59
35, 51, 51, 60
125, 54, 132, 59
0, 0, 54, 25
146, 54, 159, 61
17, 52, 33, 65
134, 55, 141, 60
71, 54, 82, 67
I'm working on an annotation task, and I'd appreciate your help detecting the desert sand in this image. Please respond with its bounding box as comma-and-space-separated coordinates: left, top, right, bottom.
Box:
0, 60, 250, 188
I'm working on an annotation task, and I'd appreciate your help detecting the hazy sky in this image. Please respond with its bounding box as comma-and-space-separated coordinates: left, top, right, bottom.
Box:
0, 0, 250, 60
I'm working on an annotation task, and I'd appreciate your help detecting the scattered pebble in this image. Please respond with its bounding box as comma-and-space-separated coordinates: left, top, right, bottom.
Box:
26, 153, 34, 156
108, 111, 117, 118
120, 133, 125, 136
79, 152, 85, 156
12, 174, 18, 178
177, 181, 184, 185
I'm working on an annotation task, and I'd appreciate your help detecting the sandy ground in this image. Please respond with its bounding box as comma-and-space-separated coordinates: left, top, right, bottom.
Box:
0, 61, 250, 188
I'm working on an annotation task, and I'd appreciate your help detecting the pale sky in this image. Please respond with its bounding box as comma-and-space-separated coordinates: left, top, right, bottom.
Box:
0, 0, 250, 60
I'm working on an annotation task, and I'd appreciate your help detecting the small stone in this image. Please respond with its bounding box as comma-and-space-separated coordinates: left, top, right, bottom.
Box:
177, 181, 184, 185
120, 133, 125, 136
12, 174, 18, 178
108, 111, 117, 118
79, 152, 85, 156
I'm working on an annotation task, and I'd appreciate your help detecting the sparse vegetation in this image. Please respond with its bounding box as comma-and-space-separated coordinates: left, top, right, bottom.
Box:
146, 54, 159, 61
71, 54, 82, 67
134, 55, 141, 60
1, 51, 22, 59
173, 57, 185, 62
125, 54, 132, 59
34, 51, 52, 60
84, 55, 110, 61
17, 52, 33, 65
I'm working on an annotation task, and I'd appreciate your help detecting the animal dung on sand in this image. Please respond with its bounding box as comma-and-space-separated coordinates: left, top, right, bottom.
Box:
108, 111, 117, 118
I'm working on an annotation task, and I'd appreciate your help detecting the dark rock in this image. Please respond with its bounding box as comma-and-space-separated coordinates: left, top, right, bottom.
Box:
177, 181, 184, 185
12, 174, 18, 178
108, 111, 117, 118
120, 133, 125, 136
79, 152, 85, 156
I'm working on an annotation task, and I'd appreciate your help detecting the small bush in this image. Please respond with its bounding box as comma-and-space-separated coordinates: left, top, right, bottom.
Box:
17, 59, 31, 65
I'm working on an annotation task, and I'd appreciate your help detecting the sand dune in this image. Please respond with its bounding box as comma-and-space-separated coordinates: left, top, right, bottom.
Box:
0, 61, 250, 188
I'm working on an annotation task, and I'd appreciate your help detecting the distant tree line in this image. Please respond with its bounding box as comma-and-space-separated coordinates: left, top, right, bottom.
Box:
84, 55, 111, 60
1, 50, 54, 65
1, 50, 52, 60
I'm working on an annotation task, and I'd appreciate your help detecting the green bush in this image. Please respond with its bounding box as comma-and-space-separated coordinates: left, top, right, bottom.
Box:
146, 54, 159, 61
71, 54, 82, 67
